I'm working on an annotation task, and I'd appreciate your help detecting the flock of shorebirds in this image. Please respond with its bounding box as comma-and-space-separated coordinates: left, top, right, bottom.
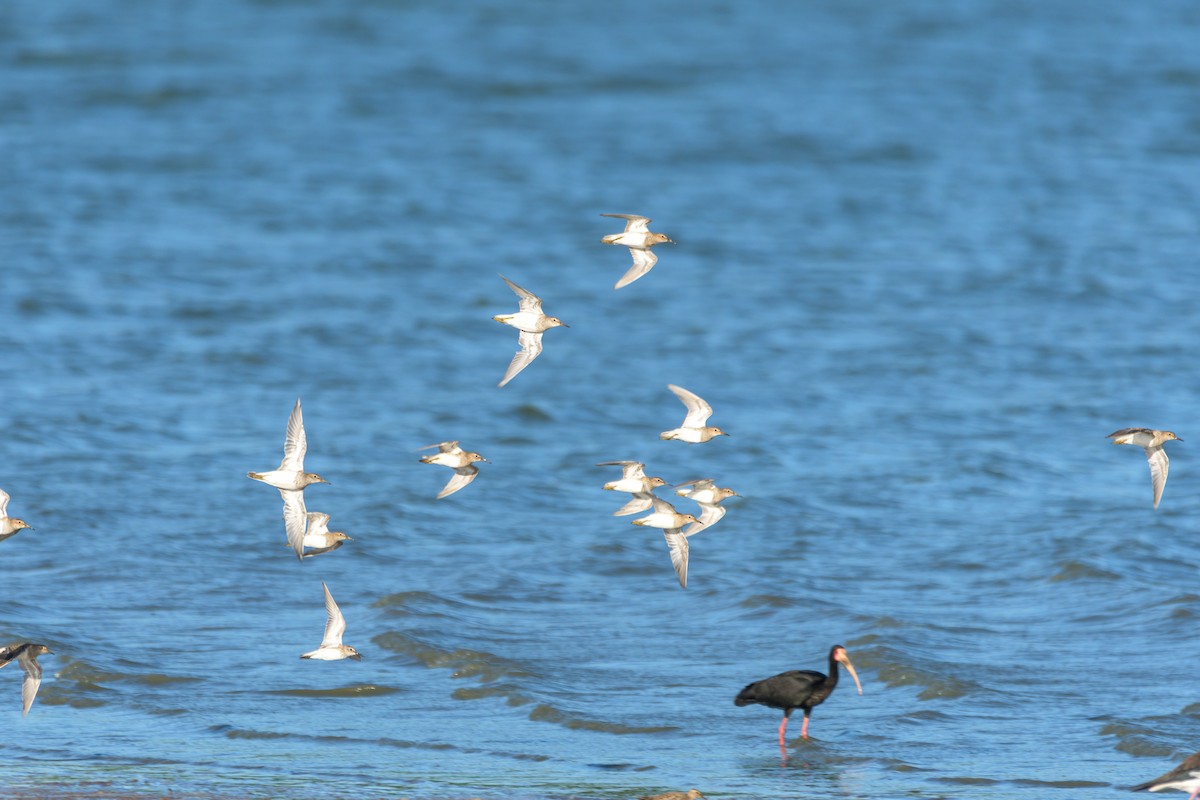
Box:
0, 213, 1193, 797
236, 214, 737, 675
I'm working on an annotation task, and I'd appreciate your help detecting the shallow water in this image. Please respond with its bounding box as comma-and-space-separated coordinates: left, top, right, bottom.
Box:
2, 1, 1200, 798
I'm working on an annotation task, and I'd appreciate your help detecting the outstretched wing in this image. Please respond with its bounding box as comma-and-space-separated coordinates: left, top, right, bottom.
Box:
614, 247, 658, 289
279, 398, 307, 472
281, 489, 308, 560
320, 582, 347, 648
1146, 446, 1170, 509
667, 384, 714, 428
685, 503, 727, 535
663, 530, 689, 589
438, 465, 480, 499
596, 460, 643, 472
674, 478, 715, 496
601, 213, 651, 233
613, 491, 655, 517
499, 274, 542, 313
417, 441, 460, 453
305, 512, 331, 536
650, 496, 679, 515
499, 330, 544, 387
18, 651, 43, 717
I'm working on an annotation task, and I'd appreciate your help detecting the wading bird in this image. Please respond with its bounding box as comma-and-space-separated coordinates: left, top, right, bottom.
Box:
735, 644, 863, 745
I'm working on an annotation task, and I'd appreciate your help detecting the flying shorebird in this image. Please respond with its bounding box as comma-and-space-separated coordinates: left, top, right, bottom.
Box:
1107, 427, 1182, 509
659, 384, 729, 443
675, 478, 738, 534
419, 441, 488, 499
735, 644, 863, 746
597, 460, 669, 516
301, 582, 361, 661
299, 511, 351, 558
0, 488, 32, 543
1132, 751, 1200, 798
279, 485, 348, 561
0, 642, 54, 717
600, 213, 674, 289
632, 497, 699, 589
247, 398, 330, 492
492, 274, 568, 387
632, 497, 698, 531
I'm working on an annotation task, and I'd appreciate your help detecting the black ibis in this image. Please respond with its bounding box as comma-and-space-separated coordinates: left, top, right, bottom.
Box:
734, 644, 862, 745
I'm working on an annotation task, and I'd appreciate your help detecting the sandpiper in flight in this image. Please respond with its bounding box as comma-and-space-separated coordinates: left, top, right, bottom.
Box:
600, 213, 674, 289
492, 275, 568, 387
1107, 427, 1181, 509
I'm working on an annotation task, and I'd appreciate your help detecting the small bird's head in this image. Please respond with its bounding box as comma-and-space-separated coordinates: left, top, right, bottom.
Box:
346, 647, 362, 661
708, 427, 730, 438
1165, 431, 1182, 442
29, 644, 53, 657
306, 473, 330, 485
9, 519, 31, 531
717, 487, 738, 501
648, 477, 668, 488
468, 452, 489, 463
547, 317, 569, 329
331, 532, 352, 542
652, 232, 675, 245
682, 514, 699, 524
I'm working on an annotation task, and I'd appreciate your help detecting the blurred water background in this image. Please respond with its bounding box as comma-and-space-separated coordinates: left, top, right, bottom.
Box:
2, 1, 1200, 798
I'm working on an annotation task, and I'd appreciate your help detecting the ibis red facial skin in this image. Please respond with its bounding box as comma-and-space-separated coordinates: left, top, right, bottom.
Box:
734, 644, 863, 746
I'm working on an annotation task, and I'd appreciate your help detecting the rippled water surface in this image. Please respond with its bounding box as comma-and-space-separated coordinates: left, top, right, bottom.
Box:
3, 1, 1200, 798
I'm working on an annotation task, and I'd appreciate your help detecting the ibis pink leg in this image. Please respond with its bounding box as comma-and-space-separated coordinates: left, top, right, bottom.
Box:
777, 717, 788, 747
800, 715, 810, 738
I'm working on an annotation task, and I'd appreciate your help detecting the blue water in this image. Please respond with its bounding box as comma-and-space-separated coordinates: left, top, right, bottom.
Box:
3, 1, 1200, 797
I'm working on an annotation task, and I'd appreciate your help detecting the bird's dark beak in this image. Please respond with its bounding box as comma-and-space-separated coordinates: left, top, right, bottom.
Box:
840, 653, 863, 695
